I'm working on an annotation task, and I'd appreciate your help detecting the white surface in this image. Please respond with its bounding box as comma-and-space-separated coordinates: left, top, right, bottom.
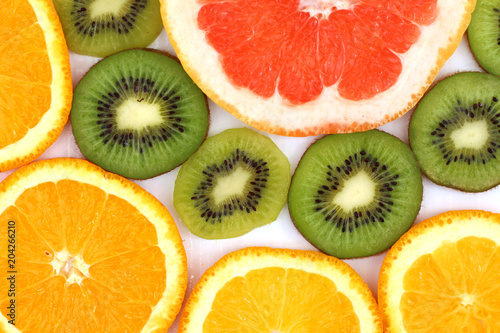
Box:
1, 30, 499, 332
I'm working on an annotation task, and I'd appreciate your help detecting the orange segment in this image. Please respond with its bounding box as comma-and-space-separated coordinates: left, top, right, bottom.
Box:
476, 247, 500, 296
206, 275, 271, 331
56, 180, 107, 256
0, 158, 187, 332
0, 205, 54, 264
402, 254, 457, 296
281, 268, 359, 332
14, 181, 65, 252
0, 0, 38, 40
82, 279, 153, 331
89, 247, 166, 306
0, 76, 52, 150
0, 24, 52, 84
0, 0, 72, 171
57, 283, 100, 332
180, 247, 382, 332
208, 270, 358, 332
379, 210, 500, 332
456, 237, 497, 294
401, 237, 499, 331
0, 276, 66, 331
82, 194, 159, 265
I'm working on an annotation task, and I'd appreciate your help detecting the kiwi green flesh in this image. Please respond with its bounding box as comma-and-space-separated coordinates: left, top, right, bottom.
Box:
410, 72, 500, 192
173, 128, 291, 239
71, 49, 208, 179
53, 0, 163, 57
468, 0, 500, 76
288, 130, 422, 259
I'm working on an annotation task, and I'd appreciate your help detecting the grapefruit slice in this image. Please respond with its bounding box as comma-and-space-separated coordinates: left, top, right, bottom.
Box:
179, 247, 382, 332
161, 0, 476, 136
0, 158, 187, 332
378, 210, 500, 332
0, 0, 72, 171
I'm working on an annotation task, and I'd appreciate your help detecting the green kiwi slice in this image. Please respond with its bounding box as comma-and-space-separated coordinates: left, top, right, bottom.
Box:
53, 0, 163, 57
409, 72, 500, 192
71, 49, 209, 179
468, 0, 500, 76
288, 130, 422, 259
173, 128, 291, 239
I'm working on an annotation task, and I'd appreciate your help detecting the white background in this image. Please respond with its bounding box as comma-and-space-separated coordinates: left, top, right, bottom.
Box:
1, 29, 499, 332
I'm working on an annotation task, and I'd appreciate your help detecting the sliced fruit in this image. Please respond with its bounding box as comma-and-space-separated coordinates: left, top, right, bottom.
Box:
468, 0, 500, 75
71, 49, 209, 180
0, 158, 187, 332
53, 0, 163, 57
174, 128, 290, 239
379, 210, 500, 332
161, 0, 476, 136
289, 130, 422, 258
0, 0, 72, 172
409, 72, 500, 192
179, 247, 383, 332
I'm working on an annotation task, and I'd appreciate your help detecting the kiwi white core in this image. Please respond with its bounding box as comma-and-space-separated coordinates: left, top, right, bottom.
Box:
89, 0, 130, 18
212, 167, 252, 205
450, 120, 489, 149
116, 99, 163, 130
332, 170, 375, 211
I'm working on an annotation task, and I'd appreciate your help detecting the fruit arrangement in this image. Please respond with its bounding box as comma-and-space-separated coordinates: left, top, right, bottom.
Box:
0, 0, 499, 332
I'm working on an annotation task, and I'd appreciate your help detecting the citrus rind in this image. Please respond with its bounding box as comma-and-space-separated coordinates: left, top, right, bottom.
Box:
0, 0, 72, 172
161, 0, 476, 136
0, 158, 187, 332
378, 210, 500, 333
179, 247, 383, 332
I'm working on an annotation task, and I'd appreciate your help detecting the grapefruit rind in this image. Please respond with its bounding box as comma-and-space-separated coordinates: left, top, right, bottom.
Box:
0, 0, 72, 172
378, 210, 500, 333
179, 247, 383, 332
161, 0, 476, 136
0, 158, 187, 332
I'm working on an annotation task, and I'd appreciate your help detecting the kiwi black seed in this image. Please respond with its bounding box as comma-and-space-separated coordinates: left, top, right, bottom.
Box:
468, 0, 500, 76
288, 130, 422, 259
173, 128, 291, 239
53, 0, 163, 57
71, 49, 209, 179
409, 72, 500, 192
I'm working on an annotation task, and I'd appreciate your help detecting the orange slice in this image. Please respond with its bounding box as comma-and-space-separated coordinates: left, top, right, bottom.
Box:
179, 247, 382, 332
161, 0, 476, 136
0, 0, 72, 172
0, 158, 187, 332
378, 210, 500, 332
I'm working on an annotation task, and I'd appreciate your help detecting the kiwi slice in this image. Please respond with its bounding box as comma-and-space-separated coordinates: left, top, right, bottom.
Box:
173, 128, 291, 239
71, 49, 209, 179
409, 72, 500, 192
468, 0, 500, 76
53, 0, 163, 57
288, 130, 422, 259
